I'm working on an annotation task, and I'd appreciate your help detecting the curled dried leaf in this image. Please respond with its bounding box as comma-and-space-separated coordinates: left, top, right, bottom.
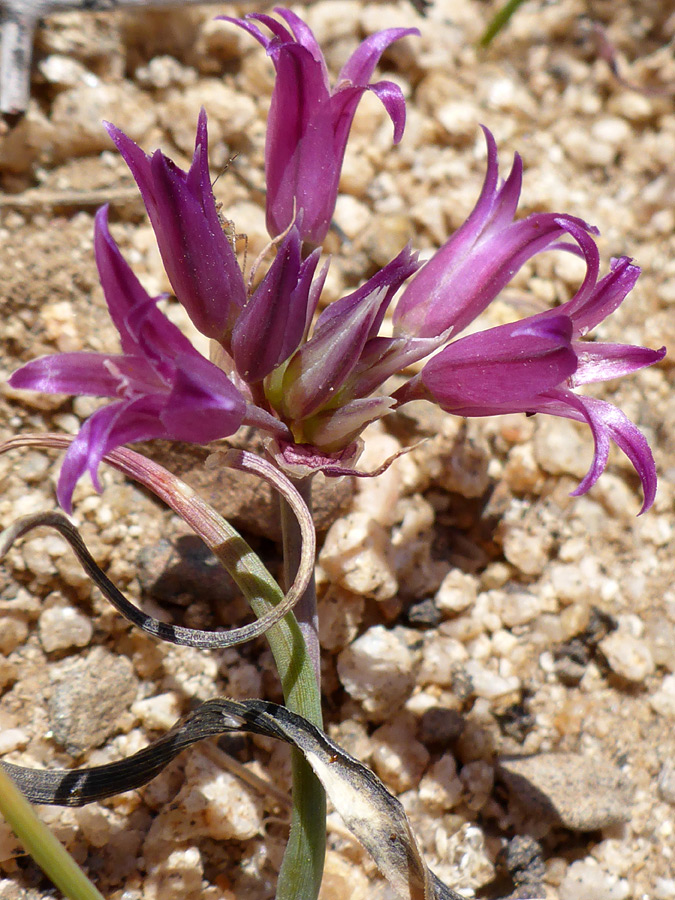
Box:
0, 434, 315, 648
2, 698, 466, 900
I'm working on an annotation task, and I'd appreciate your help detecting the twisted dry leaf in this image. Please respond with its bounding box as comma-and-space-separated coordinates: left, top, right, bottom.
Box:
0, 434, 315, 648
1, 699, 466, 900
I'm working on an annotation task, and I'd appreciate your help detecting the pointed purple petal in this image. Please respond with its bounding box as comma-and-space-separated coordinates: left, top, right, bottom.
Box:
160, 353, 246, 442
218, 15, 275, 49
421, 314, 576, 409
57, 398, 166, 512
572, 342, 666, 385
231, 228, 321, 382
533, 389, 657, 513
94, 206, 153, 355
561, 256, 640, 335
274, 8, 327, 73
337, 28, 419, 85
107, 114, 246, 340
9, 353, 130, 397
367, 81, 408, 143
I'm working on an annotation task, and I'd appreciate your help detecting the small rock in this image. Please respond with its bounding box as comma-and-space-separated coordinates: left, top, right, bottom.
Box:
497, 835, 546, 889
435, 569, 478, 615
406, 598, 442, 628
38, 605, 93, 652
459, 760, 494, 811
658, 761, 675, 805
154, 749, 263, 841
317, 586, 364, 651
337, 626, 416, 721
0, 616, 28, 655
419, 707, 465, 748
370, 713, 430, 793
498, 753, 632, 835
534, 418, 592, 478
136, 536, 238, 607
651, 674, 675, 720
49, 647, 138, 754
321, 512, 398, 601
599, 630, 655, 683
0, 728, 29, 755
419, 753, 463, 811
131, 692, 181, 732
464, 660, 520, 699
558, 859, 630, 900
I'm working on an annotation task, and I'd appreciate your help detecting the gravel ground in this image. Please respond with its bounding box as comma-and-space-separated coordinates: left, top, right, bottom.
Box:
0, 1, 674, 898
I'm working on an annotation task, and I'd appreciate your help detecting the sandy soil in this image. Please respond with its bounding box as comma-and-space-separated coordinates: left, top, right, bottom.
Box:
0, 1, 674, 898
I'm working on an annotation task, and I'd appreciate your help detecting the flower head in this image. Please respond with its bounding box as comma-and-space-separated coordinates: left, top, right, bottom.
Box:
8, 10, 665, 515
224, 8, 418, 244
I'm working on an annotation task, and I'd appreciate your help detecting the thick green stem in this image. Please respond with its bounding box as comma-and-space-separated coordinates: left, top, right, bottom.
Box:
275, 474, 325, 900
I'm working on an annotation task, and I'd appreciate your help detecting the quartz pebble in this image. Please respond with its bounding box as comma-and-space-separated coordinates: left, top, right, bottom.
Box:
418, 753, 463, 812
38, 605, 93, 652
599, 630, 655, 683
435, 569, 478, 615
152, 750, 263, 842
651, 675, 675, 720
321, 512, 398, 600
559, 859, 630, 900
370, 713, 430, 792
337, 626, 417, 720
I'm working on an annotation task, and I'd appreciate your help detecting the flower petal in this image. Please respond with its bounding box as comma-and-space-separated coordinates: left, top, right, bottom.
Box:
231, 227, 321, 382
572, 342, 666, 385
561, 255, 640, 335
534, 389, 657, 513
160, 353, 246, 442
393, 128, 600, 340
421, 314, 576, 410
338, 28, 419, 85
280, 244, 419, 418
9, 353, 131, 398
93, 206, 154, 355
57, 397, 166, 512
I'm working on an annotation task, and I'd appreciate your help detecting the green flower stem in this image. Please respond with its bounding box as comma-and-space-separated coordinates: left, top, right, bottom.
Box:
479, 0, 529, 46
0, 766, 104, 900
275, 474, 325, 900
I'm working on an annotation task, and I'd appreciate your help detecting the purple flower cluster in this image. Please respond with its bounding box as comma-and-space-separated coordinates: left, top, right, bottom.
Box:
9, 9, 665, 512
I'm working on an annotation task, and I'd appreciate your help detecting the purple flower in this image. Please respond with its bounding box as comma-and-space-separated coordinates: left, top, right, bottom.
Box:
393, 128, 601, 340
8, 208, 248, 511
105, 108, 247, 343
224, 9, 418, 244
414, 256, 666, 511
8, 53, 665, 516
231, 226, 326, 383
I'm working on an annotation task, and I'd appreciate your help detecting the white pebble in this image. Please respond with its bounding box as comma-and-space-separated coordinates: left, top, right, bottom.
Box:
435, 569, 478, 615
38, 605, 93, 652
559, 859, 630, 900
599, 631, 655, 683
337, 626, 416, 721
320, 512, 397, 601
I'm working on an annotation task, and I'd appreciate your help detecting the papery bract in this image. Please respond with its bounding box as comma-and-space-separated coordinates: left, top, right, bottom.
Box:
225, 8, 418, 244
